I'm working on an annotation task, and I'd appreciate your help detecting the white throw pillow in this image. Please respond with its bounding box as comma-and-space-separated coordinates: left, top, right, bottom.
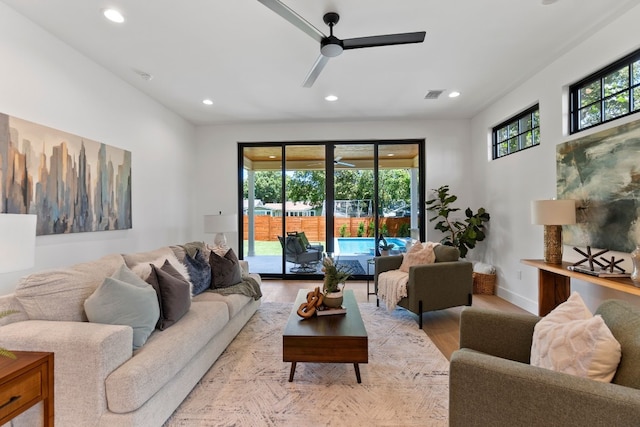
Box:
530, 292, 621, 382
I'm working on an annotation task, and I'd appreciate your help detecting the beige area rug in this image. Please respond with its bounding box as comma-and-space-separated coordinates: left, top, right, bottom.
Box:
164, 302, 449, 427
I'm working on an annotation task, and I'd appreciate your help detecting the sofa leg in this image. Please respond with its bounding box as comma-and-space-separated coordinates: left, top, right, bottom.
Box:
418, 300, 423, 329
467, 293, 473, 306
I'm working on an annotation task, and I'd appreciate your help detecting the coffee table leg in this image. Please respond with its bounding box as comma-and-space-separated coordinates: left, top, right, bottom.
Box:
354, 363, 361, 383
289, 362, 297, 382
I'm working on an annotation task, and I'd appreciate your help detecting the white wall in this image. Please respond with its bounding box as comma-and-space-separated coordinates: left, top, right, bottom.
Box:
471, 3, 640, 313
0, 3, 197, 295
195, 119, 473, 255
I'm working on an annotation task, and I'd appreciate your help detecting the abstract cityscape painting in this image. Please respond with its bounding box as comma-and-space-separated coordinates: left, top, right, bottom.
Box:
557, 118, 640, 253
0, 113, 132, 235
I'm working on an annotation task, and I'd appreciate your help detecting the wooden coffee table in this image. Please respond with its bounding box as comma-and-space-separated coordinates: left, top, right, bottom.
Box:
283, 289, 368, 383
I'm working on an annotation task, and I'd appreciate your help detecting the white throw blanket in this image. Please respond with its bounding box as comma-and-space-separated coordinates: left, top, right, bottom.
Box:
377, 269, 410, 311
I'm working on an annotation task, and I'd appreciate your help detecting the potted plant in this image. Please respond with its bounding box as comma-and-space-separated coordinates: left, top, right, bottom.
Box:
321, 257, 352, 307
426, 185, 490, 258
377, 235, 395, 256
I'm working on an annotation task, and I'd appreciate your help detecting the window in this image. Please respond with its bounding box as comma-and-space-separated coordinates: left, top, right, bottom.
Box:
570, 49, 640, 134
492, 105, 540, 159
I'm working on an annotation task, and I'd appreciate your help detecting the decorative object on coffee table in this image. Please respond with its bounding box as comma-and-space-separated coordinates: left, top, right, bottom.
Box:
296, 287, 324, 319
321, 256, 352, 307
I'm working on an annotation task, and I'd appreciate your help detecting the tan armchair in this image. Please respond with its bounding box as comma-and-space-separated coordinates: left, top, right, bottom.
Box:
449, 300, 640, 426
374, 245, 473, 328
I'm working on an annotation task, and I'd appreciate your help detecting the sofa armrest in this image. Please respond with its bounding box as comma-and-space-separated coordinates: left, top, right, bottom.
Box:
459, 307, 540, 363
0, 320, 132, 426
450, 348, 640, 427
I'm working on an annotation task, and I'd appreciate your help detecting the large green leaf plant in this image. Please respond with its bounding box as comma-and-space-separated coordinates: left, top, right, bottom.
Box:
426, 185, 490, 258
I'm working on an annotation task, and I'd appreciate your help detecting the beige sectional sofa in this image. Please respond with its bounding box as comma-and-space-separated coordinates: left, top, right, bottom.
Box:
0, 244, 261, 426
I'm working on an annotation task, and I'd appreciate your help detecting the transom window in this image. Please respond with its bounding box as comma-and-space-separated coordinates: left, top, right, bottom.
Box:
492, 105, 540, 159
570, 48, 640, 134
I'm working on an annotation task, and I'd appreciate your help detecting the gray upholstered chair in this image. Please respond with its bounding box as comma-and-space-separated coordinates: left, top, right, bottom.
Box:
374, 245, 473, 328
449, 300, 640, 426
278, 235, 322, 273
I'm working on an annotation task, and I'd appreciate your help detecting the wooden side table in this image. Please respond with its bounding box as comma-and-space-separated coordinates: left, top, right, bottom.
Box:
0, 351, 54, 426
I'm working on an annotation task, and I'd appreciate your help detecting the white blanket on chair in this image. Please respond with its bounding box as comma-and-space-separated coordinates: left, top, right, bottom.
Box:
377, 269, 409, 311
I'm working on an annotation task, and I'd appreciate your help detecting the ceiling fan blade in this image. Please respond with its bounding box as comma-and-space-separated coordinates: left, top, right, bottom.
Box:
302, 54, 330, 88
258, 0, 325, 43
334, 156, 343, 162
343, 31, 426, 50
336, 161, 355, 167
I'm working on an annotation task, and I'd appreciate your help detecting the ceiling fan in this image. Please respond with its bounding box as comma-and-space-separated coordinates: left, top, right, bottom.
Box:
307, 156, 355, 167
257, 0, 426, 87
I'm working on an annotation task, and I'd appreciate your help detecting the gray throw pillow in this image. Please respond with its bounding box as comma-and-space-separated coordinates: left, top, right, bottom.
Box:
146, 260, 192, 330
111, 264, 150, 288
209, 248, 242, 289
84, 277, 160, 350
184, 249, 212, 296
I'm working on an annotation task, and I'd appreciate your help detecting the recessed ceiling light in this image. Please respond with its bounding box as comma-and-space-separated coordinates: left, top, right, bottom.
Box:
103, 9, 125, 23
202, 99, 214, 106
449, 91, 461, 98
268, 155, 277, 159
387, 153, 395, 157
325, 95, 338, 102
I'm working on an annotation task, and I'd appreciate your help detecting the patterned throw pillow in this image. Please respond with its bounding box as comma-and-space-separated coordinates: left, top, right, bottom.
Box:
399, 242, 437, 272
209, 248, 243, 288
184, 249, 212, 296
530, 292, 621, 382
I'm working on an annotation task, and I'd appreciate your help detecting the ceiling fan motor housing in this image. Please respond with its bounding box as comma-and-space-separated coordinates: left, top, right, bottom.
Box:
321, 36, 343, 57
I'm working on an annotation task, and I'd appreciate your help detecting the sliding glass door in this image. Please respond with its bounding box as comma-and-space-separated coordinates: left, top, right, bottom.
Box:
239, 140, 424, 279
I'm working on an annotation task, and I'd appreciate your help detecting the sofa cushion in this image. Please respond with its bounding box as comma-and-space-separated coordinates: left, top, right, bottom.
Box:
14, 253, 124, 321
193, 292, 252, 318
184, 250, 212, 296
84, 276, 159, 350
596, 299, 640, 389
146, 260, 192, 330
531, 292, 621, 382
434, 245, 459, 262
210, 248, 242, 288
105, 300, 229, 414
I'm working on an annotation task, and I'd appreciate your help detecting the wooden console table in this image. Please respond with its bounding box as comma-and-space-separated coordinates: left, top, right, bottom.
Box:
522, 259, 640, 316
0, 351, 54, 426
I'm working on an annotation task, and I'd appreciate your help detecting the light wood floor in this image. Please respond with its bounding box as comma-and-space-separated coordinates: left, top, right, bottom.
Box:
261, 278, 530, 360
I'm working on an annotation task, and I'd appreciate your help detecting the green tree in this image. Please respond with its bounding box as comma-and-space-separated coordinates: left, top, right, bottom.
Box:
286, 171, 326, 207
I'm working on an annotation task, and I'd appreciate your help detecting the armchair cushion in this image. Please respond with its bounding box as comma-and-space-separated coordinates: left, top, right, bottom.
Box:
531, 292, 621, 382
399, 241, 437, 272
433, 245, 459, 262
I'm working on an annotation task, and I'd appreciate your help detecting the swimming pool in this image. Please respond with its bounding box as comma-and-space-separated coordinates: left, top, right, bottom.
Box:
336, 237, 407, 254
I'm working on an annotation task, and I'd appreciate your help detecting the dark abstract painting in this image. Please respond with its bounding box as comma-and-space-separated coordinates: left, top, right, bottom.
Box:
557, 118, 640, 252
0, 113, 132, 235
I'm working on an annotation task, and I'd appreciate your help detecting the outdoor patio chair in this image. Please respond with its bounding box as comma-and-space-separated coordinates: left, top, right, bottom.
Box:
278, 234, 323, 273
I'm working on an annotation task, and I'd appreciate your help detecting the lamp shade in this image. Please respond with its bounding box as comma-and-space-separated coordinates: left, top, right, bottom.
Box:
531, 200, 576, 225
204, 213, 237, 233
0, 214, 37, 274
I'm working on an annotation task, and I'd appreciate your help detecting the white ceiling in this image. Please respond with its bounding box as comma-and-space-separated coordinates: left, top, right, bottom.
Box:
3, 0, 639, 125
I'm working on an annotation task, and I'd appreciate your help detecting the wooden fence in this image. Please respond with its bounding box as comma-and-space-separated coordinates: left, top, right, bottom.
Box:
243, 216, 410, 241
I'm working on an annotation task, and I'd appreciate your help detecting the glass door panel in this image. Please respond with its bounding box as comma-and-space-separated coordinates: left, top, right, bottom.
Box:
283, 145, 326, 275
333, 144, 374, 277
241, 146, 283, 275
378, 143, 420, 254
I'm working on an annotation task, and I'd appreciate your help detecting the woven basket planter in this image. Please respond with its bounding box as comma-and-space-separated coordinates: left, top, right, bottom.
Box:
472, 272, 496, 295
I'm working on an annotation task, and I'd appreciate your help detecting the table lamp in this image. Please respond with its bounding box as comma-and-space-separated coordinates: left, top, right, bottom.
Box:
0, 214, 37, 273
531, 199, 576, 264
204, 212, 237, 249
